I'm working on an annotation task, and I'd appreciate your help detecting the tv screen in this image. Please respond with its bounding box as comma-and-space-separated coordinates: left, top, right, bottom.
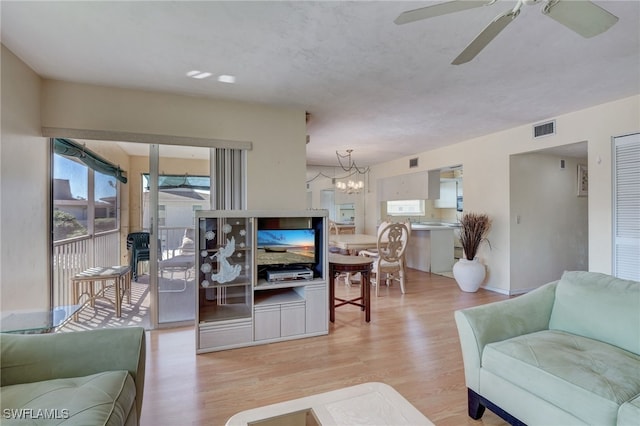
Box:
256, 229, 316, 266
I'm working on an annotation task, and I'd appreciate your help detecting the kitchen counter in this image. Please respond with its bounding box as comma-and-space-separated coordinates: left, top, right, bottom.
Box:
406, 223, 455, 273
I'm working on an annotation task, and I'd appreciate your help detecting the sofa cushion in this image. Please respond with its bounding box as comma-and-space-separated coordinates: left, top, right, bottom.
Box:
0, 370, 136, 425
549, 271, 640, 354
482, 330, 640, 426
618, 395, 640, 426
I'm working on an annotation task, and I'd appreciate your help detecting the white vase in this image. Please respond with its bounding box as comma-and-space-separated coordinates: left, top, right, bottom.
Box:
453, 258, 486, 292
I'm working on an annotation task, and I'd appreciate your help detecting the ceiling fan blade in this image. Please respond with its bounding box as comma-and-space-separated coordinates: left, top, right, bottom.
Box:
394, 0, 496, 25
452, 9, 518, 65
542, 0, 618, 38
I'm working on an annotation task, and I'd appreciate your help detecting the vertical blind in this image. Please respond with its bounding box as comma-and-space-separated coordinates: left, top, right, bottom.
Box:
211, 148, 245, 210
613, 133, 640, 280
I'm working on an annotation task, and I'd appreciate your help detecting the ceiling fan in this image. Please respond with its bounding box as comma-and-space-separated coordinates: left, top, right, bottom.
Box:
394, 0, 619, 65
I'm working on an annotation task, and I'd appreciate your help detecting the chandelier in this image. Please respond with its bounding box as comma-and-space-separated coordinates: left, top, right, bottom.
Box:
336, 180, 364, 194
335, 149, 369, 194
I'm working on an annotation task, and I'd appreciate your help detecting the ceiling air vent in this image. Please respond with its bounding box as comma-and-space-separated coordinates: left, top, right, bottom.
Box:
533, 120, 556, 138
409, 157, 419, 168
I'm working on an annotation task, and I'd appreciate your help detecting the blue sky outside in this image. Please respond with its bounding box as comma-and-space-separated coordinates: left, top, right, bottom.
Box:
54, 154, 116, 200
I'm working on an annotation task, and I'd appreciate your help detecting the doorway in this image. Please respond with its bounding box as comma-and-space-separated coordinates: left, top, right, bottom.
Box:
509, 142, 588, 293
145, 144, 211, 327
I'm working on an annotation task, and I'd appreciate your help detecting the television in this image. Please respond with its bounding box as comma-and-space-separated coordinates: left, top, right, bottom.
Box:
256, 228, 316, 269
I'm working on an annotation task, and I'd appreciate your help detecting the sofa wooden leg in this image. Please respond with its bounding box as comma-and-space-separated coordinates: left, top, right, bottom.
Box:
468, 388, 486, 420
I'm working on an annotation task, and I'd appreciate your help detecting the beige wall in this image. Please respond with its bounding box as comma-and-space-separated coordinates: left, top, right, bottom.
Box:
1, 45, 308, 311
41, 79, 308, 211
1, 46, 49, 310
368, 95, 640, 294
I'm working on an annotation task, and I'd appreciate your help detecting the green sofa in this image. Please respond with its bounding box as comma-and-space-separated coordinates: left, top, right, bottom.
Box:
1, 327, 145, 425
455, 271, 640, 425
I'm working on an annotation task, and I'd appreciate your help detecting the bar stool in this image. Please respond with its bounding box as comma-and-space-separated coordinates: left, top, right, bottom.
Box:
329, 254, 374, 322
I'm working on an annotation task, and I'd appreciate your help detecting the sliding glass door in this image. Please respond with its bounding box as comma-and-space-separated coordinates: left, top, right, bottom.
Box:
146, 144, 211, 326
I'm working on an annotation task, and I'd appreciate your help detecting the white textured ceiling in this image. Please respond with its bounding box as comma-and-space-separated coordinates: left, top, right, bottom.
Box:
2, 1, 638, 166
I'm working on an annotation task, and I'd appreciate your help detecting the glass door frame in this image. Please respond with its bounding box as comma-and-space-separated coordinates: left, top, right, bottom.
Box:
148, 144, 214, 329
148, 144, 160, 329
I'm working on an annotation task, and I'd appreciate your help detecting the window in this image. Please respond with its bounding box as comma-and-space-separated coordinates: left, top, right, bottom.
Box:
53, 153, 121, 241
386, 200, 425, 216
53, 155, 89, 241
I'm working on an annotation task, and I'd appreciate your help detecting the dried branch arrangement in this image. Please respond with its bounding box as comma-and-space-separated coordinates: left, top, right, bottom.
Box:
459, 212, 492, 261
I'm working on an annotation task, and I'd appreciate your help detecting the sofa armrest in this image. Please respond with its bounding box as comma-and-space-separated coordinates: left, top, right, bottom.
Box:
1, 327, 146, 420
454, 281, 557, 391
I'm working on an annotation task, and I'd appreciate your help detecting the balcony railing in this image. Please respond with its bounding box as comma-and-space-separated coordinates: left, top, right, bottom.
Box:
53, 230, 120, 308
53, 227, 194, 308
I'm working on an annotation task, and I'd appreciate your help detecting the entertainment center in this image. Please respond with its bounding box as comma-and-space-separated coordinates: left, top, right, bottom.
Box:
196, 210, 328, 353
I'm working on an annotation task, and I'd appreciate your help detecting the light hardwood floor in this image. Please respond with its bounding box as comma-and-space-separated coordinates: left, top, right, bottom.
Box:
141, 269, 511, 426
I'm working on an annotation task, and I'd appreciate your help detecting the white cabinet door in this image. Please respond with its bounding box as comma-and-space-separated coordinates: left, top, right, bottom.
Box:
435, 181, 457, 208
254, 305, 281, 341
303, 284, 327, 333
281, 302, 306, 337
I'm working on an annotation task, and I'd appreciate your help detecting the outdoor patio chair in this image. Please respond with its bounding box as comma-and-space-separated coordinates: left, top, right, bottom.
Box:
127, 232, 151, 281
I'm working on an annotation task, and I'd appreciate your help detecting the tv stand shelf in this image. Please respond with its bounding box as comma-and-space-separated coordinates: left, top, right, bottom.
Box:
254, 288, 304, 305
195, 210, 328, 353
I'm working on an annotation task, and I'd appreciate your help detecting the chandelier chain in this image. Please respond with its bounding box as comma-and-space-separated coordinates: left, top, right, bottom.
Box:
336, 149, 370, 174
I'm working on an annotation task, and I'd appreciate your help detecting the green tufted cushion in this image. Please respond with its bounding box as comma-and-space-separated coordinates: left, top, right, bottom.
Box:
548, 271, 640, 354
0, 370, 136, 425
483, 330, 640, 426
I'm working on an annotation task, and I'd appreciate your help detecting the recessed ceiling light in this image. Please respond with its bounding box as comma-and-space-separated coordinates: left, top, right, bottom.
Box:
217, 74, 236, 84
186, 70, 212, 79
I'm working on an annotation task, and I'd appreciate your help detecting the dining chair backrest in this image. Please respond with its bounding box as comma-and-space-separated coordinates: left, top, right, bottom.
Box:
377, 222, 409, 263
329, 220, 339, 235
378, 220, 390, 239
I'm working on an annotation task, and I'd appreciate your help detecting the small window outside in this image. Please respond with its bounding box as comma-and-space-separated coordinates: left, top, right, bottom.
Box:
387, 200, 425, 216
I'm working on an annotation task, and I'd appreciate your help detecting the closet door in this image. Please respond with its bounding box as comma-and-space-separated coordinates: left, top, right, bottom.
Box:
613, 133, 640, 280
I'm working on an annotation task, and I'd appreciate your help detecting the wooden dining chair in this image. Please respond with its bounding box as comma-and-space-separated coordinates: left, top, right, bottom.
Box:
360, 222, 409, 296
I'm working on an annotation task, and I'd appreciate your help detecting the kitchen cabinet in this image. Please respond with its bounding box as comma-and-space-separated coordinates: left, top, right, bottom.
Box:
377, 170, 440, 201
435, 180, 458, 208
405, 225, 454, 273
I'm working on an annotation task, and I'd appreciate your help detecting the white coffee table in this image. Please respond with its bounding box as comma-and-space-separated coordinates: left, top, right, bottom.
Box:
225, 382, 434, 426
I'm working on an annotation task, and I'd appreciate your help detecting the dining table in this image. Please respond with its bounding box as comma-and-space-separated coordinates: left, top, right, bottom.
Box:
329, 233, 380, 285
329, 233, 379, 254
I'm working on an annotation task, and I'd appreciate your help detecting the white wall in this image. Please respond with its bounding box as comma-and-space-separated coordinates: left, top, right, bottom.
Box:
0, 45, 48, 310
369, 95, 640, 294
510, 152, 589, 293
